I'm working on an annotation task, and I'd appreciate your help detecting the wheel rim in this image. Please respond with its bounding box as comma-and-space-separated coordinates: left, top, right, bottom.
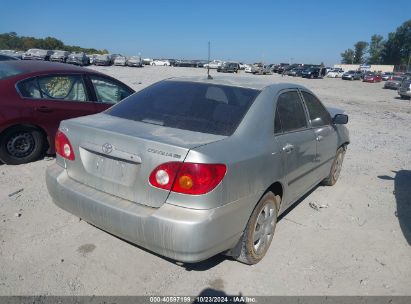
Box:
333, 152, 344, 181
253, 202, 276, 255
6, 132, 35, 158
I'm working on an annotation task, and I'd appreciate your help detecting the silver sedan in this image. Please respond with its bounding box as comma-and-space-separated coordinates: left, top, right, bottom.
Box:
46, 76, 349, 264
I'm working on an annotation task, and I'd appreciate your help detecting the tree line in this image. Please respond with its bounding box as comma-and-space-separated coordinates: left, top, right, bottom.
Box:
0, 32, 109, 54
341, 19, 411, 66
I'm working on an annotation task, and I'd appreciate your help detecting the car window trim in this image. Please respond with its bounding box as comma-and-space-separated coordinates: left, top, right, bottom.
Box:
15, 73, 92, 103
274, 88, 310, 136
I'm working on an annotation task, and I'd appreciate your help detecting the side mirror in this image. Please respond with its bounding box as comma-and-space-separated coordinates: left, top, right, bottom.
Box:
333, 114, 348, 124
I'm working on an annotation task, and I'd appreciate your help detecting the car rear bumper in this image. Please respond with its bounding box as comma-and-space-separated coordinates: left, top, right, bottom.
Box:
46, 164, 245, 263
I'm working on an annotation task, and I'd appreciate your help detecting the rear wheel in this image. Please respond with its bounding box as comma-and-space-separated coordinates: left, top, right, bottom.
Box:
234, 192, 278, 265
322, 146, 346, 186
0, 127, 46, 165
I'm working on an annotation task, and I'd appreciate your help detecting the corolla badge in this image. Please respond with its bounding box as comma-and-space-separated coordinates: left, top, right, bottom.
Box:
102, 143, 113, 154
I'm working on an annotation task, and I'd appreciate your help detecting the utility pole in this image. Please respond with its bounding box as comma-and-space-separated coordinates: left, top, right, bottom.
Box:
407, 51, 411, 72
207, 41, 212, 79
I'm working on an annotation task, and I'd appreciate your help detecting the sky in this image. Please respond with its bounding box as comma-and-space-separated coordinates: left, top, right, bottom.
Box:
1, 0, 410, 65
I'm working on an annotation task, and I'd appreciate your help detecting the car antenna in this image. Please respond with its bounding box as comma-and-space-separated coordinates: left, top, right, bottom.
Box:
207, 41, 213, 79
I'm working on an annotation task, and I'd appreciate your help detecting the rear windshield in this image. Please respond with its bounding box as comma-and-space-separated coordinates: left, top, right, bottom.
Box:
106, 80, 260, 136
0, 63, 23, 80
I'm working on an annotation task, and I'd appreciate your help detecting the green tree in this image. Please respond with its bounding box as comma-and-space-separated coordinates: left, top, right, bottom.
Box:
341, 49, 355, 64
0, 32, 109, 54
381, 20, 411, 65
368, 34, 385, 64
353, 41, 368, 64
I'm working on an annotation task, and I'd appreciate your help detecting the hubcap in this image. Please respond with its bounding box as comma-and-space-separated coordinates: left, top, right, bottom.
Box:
6, 132, 35, 158
333, 152, 344, 181
253, 202, 276, 255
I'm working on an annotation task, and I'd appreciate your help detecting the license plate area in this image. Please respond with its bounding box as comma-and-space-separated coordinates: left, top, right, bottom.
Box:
79, 147, 140, 187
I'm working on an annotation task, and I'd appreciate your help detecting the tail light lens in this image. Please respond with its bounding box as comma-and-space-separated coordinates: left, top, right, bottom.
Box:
149, 162, 227, 195
55, 130, 75, 160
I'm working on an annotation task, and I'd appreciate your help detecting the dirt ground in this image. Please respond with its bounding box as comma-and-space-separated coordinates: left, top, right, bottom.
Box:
0, 66, 410, 296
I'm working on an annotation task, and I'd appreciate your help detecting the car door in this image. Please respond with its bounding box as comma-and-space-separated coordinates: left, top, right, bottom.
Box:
17, 73, 97, 139
274, 90, 317, 206
300, 90, 338, 181
87, 74, 134, 112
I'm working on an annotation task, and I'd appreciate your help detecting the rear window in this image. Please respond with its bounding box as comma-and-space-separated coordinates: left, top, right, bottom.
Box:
0, 63, 23, 80
106, 81, 260, 136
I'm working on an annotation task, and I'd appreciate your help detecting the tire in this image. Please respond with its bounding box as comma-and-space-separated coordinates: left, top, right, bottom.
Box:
322, 146, 346, 186
0, 127, 46, 165
400, 95, 411, 100
234, 192, 279, 265
310, 74, 314, 79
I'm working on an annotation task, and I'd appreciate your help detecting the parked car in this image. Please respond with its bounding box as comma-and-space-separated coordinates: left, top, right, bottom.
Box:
142, 58, 153, 65
276, 64, 290, 74
239, 63, 247, 70
194, 60, 208, 68
0, 60, 135, 164
381, 72, 394, 81
175, 60, 199, 67
0, 50, 22, 59
342, 70, 362, 80
66, 52, 89, 66
0, 54, 19, 61
33, 49, 53, 61
151, 59, 171, 66
327, 69, 344, 78
94, 54, 112, 66
217, 62, 240, 73
23, 49, 53, 61
244, 64, 253, 73
363, 73, 382, 83
301, 67, 325, 79
50, 50, 70, 63
383, 76, 403, 90
114, 56, 127, 66
398, 73, 411, 99
254, 65, 274, 75
22, 49, 41, 60
46, 76, 349, 265
206, 60, 223, 69
126, 56, 143, 67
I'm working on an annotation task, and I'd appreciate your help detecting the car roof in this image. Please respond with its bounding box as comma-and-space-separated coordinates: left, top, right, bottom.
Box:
165, 75, 308, 91
0, 60, 97, 75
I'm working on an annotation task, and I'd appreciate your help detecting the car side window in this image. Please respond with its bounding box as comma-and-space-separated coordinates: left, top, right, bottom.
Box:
301, 91, 332, 127
18, 75, 88, 101
275, 91, 307, 133
90, 76, 133, 104
17, 78, 41, 98
36, 75, 87, 101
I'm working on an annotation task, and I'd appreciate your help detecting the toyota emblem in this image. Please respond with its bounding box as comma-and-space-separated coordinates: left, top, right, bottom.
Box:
102, 143, 113, 154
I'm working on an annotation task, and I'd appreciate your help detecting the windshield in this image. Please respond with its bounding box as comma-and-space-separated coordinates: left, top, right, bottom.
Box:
106, 80, 260, 136
0, 62, 24, 80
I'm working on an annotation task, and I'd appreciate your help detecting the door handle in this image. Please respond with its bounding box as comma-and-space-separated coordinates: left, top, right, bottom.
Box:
282, 143, 295, 153
316, 135, 324, 142
35, 106, 53, 113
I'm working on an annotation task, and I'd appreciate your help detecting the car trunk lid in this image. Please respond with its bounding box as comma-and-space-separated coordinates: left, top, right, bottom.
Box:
60, 113, 226, 208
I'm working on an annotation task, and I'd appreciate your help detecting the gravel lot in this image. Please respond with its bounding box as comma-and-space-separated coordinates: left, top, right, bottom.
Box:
0, 66, 410, 296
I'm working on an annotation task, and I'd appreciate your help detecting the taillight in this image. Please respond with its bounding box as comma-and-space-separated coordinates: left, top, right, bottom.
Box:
55, 130, 75, 160
149, 162, 227, 195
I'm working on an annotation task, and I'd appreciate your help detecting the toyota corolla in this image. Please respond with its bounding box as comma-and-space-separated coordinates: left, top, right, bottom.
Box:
46, 76, 349, 264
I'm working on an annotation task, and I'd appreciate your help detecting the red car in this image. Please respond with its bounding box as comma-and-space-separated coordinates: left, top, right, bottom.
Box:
0, 61, 135, 164
363, 73, 382, 83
